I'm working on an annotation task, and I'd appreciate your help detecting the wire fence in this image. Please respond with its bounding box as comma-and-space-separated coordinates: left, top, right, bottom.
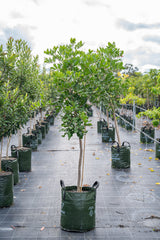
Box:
115, 113, 160, 144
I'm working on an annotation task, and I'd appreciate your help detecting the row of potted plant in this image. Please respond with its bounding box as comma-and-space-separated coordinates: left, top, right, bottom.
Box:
0, 38, 56, 208
2, 35, 159, 233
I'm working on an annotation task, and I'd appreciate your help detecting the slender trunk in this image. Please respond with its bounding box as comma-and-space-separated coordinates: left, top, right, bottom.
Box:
33, 111, 36, 130
41, 109, 43, 120
100, 101, 102, 120
80, 133, 86, 192
0, 137, 3, 172
30, 117, 32, 134
113, 108, 121, 146
18, 127, 22, 147
6, 135, 12, 158
77, 138, 83, 192
106, 109, 109, 128
147, 89, 149, 109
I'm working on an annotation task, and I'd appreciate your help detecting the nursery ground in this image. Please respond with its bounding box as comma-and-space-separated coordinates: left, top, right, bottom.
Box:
0, 106, 160, 239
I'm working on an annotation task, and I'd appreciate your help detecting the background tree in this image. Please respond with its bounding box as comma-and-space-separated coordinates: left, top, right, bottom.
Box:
93, 42, 126, 145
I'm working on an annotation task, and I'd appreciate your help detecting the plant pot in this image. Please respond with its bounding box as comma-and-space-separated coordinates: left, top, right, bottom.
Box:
140, 126, 155, 143
41, 120, 49, 134
1, 157, 19, 185
156, 138, 160, 159
126, 104, 133, 111
87, 108, 93, 117
40, 124, 46, 139
125, 117, 134, 131
32, 128, 42, 145
22, 132, 38, 150
111, 141, 130, 169
97, 119, 107, 133
48, 114, 54, 125
60, 180, 99, 232
102, 124, 115, 142
120, 114, 126, 128
0, 172, 13, 207
17, 147, 32, 172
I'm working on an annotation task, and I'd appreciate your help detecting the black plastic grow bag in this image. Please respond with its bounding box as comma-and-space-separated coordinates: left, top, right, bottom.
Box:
32, 128, 42, 145
156, 138, 160, 159
18, 147, 32, 172
87, 108, 93, 117
60, 180, 99, 232
140, 126, 155, 143
0, 172, 13, 207
111, 141, 131, 169
1, 157, 19, 185
41, 120, 50, 134
97, 119, 107, 133
102, 124, 115, 142
22, 129, 38, 150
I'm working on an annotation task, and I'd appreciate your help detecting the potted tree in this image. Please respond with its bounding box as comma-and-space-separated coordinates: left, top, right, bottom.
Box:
45, 38, 99, 232
94, 42, 130, 169
0, 42, 14, 207
120, 86, 146, 131
7, 38, 40, 171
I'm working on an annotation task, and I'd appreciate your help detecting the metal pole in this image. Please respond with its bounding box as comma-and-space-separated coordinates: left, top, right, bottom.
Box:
133, 100, 136, 131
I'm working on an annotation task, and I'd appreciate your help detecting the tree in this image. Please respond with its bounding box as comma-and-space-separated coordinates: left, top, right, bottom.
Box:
93, 42, 126, 145
122, 63, 139, 77
45, 38, 95, 192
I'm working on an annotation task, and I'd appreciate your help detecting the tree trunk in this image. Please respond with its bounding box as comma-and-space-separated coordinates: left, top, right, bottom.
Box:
6, 135, 12, 158
30, 117, 32, 134
18, 127, 22, 147
77, 138, 83, 192
100, 101, 102, 120
80, 133, 86, 192
0, 137, 3, 172
147, 89, 149, 109
33, 111, 36, 130
113, 109, 121, 146
106, 109, 109, 128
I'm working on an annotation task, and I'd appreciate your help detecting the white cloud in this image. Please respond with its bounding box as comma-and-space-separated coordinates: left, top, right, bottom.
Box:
0, 0, 160, 71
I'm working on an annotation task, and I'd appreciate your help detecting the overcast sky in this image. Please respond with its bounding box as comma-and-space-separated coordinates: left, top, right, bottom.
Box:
1, 0, 160, 72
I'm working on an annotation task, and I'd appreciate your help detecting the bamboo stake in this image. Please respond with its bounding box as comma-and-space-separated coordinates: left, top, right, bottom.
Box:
80, 133, 86, 192
77, 138, 83, 192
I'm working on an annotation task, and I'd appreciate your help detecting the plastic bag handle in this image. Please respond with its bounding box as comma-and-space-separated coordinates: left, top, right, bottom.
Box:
122, 141, 130, 147
11, 145, 17, 150
60, 180, 65, 188
60, 180, 66, 200
27, 127, 30, 134
112, 141, 119, 148
92, 181, 99, 189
